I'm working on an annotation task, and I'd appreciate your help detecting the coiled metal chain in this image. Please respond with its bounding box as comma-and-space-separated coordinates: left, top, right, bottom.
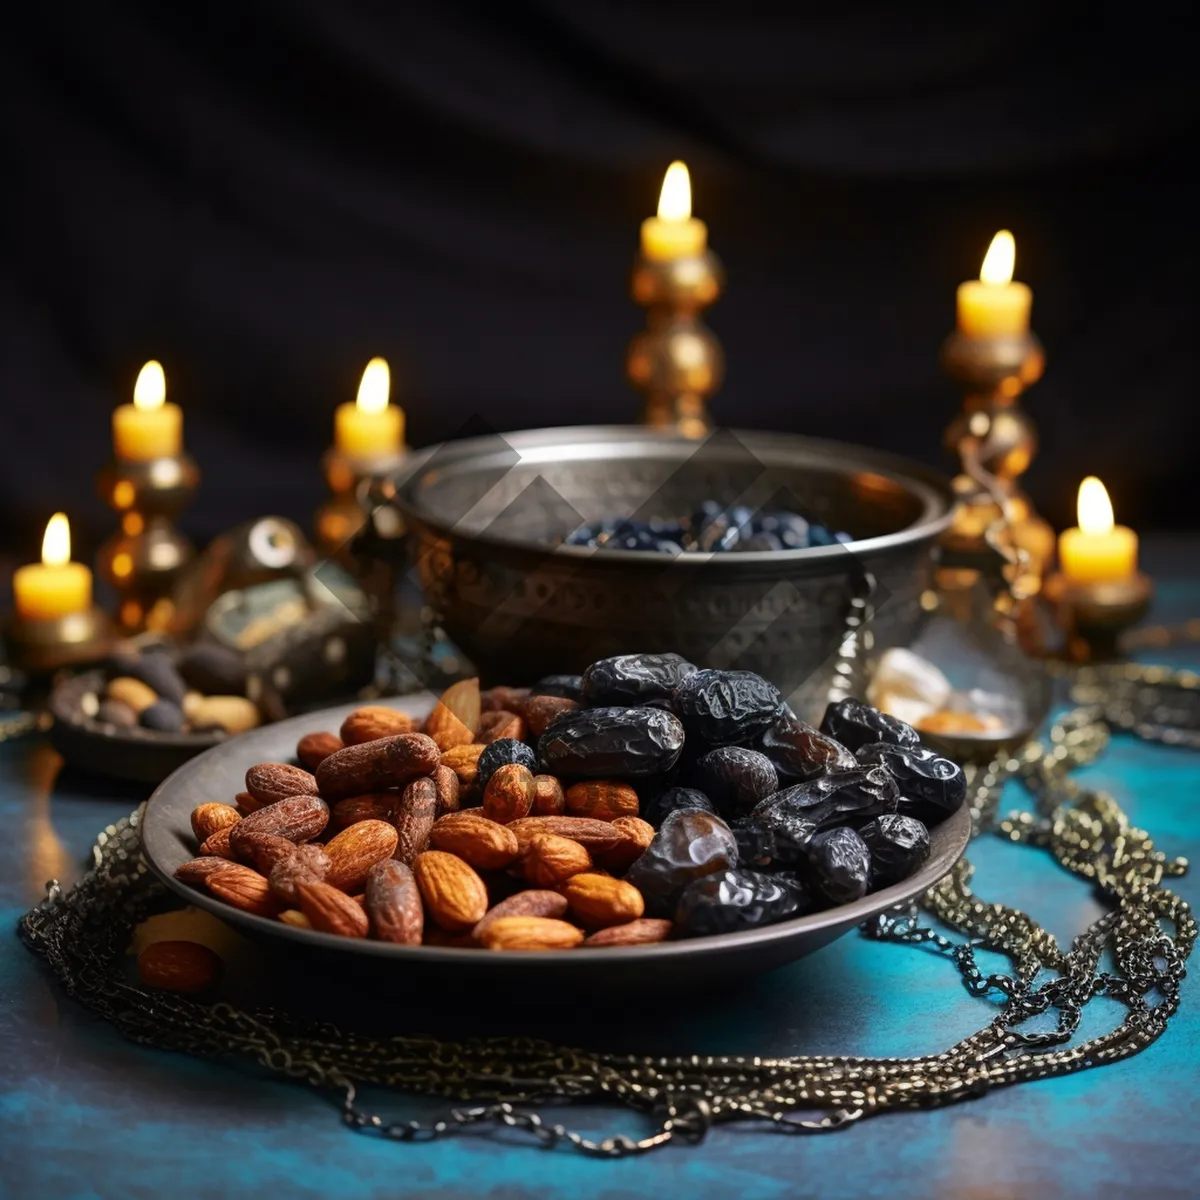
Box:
17, 662, 1195, 1156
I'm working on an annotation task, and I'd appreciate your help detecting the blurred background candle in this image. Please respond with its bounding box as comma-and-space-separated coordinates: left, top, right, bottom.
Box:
640, 161, 707, 261
334, 357, 404, 458
1058, 476, 1138, 584
112, 360, 183, 461
13, 513, 93, 620
956, 231, 1032, 338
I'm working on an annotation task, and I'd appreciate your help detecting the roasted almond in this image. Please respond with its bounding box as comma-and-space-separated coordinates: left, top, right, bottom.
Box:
507, 816, 625, 852
520, 833, 592, 888
206, 863, 279, 916
296, 880, 369, 938
424, 678, 482, 750
190, 802, 242, 843
431, 763, 460, 816
480, 916, 584, 951
597, 815, 656, 873
340, 706, 417, 746
323, 819, 399, 893
439, 743, 486, 788
296, 730, 344, 770
278, 909, 313, 930
244, 762, 320, 806
238, 831, 304, 875
174, 856, 236, 885
422, 927, 478, 948
481, 685, 531, 714
523, 694, 580, 737
268, 844, 332, 904
235, 791, 264, 816
198, 826, 236, 859
478, 710, 525, 744
562, 873, 645, 929
315, 733, 440, 800
230, 794, 329, 857
531, 774, 566, 816
472, 889, 568, 941
413, 851, 489, 931
393, 776, 438, 866
364, 859, 424, 945
429, 811, 519, 870
138, 940, 222, 991
564, 780, 639, 822
583, 918, 673, 947
482, 763, 536, 824
330, 793, 397, 831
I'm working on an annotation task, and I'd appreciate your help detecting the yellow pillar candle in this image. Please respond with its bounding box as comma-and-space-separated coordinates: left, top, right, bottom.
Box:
334, 357, 404, 458
1058, 476, 1138, 584
13, 513, 93, 621
640, 161, 708, 261
956, 230, 1032, 338
112, 360, 183, 461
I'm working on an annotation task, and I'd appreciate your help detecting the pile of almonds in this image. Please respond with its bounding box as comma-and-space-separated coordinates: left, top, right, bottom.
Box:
166, 678, 666, 978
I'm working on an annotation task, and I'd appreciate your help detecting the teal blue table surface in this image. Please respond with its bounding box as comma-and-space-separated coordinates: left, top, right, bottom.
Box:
3, 539, 1199, 1199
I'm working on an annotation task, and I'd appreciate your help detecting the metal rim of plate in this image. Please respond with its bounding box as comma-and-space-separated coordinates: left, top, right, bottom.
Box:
49, 670, 229, 784
142, 694, 972, 976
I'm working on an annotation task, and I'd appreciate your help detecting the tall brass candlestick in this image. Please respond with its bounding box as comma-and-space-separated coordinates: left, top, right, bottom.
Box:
626, 162, 724, 438
97, 362, 198, 632
940, 231, 1054, 579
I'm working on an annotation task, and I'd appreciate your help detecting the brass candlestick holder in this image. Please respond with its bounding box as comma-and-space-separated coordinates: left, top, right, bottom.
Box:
5, 608, 116, 676
96, 454, 200, 632
1042, 571, 1154, 662
627, 250, 725, 438
315, 445, 407, 561
940, 328, 1054, 579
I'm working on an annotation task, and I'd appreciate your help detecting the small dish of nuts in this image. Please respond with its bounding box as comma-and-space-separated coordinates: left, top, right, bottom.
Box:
143, 654, 972, 991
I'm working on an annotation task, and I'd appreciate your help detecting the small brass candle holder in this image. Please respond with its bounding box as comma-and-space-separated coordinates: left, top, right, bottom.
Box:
627, 250, 725, 438
5, 608, 116, 676
941, 328, 1055, 579
1042, 570, 1154, 662
315, 445, 407, 561
96, 454, 200, 633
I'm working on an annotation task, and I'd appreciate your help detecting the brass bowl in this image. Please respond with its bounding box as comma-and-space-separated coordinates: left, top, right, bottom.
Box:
393, 426, 953, 707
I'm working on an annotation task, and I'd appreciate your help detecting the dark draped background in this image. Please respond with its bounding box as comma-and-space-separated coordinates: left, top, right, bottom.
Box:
3, 1, 1198, 561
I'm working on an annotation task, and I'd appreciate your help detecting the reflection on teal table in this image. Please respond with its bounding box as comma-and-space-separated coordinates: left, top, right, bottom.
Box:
2, 558, 1199, 1199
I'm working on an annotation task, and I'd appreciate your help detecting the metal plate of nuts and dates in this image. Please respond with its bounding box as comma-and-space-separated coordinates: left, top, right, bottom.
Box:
142, 663, 971, 990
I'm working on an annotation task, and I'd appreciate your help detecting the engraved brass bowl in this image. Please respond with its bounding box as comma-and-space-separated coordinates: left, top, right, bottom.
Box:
392, 426, 953, 710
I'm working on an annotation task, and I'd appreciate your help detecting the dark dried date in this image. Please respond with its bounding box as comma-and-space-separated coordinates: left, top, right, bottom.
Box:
476, 738, 538, 790
642, 786, 716, 829
856, 742, 967, 824
581, 653, 696, 708
529, 674, 584, 702
674, 868, 811, 936
673, 669, 782, 746
759, 713, 858, 779
624, 808, 738, 918
819, 697, 919, 753
806, 826, 871, 906
858, 814, 930, 888
538, 707, 685, 778
693, 746, 778, 817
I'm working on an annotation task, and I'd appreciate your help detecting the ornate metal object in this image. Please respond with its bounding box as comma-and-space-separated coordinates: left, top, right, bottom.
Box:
391, 426, 953, 707
3, 606, 116, 675
96, 452, 200, 632
941, 328, 1054, 578
1043, 571, 1154, 662
627, 250, 725, 436
17, 672, 1196, 1155
315, 445, 407, 561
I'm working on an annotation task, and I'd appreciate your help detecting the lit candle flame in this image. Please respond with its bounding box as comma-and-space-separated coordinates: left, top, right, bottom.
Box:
1077, 476, 1115, 536
42, 512, 71, 567
657, 161, 692, 222
356, 357, 390, 415
980, 230, 1015, 285
133, 360, 166, 411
